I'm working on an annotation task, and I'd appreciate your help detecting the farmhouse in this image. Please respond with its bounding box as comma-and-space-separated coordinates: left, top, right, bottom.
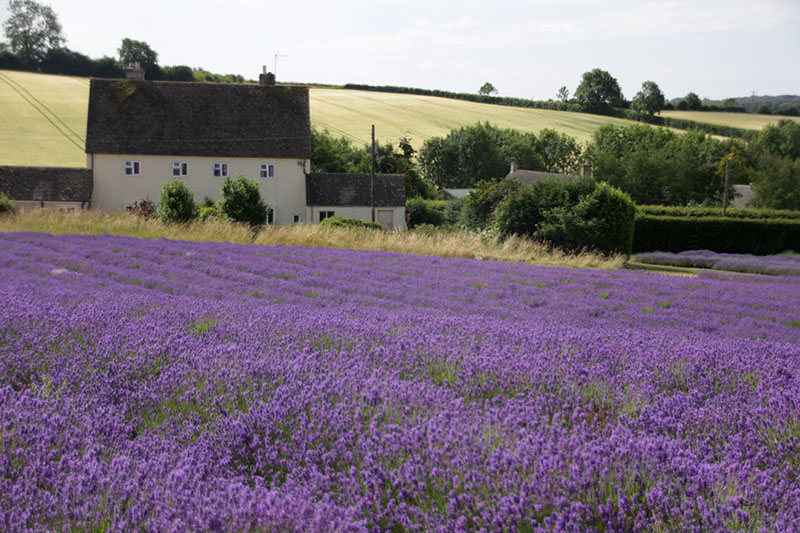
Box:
1, 66, 406, 229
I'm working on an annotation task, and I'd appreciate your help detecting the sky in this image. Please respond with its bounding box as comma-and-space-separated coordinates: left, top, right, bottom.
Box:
2, 0, 799, 101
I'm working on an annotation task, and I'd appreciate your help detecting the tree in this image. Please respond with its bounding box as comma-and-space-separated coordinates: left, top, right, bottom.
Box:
219, 174, 267, 226
574, 68, 624, 113
118, 37, 162, 80
162, 65, 194, 82
630, 80, 665, 118
478, 82, 497, 96
535, 128, 582, 174
682, 92, 702, 111
2, 0, 64, 66
157, 179, 197, 222
556, 86, 570, 102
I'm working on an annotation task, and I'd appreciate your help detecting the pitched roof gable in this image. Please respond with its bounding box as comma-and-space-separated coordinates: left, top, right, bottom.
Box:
86, 79, 311, 158
306, 173, 406, 207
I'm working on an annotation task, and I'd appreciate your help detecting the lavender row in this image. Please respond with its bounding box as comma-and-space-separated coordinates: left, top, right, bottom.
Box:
637, 249, 800, 277
1, 232, 799, 531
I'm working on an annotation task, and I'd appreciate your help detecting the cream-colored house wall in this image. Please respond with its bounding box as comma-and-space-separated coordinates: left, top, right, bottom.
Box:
307, 206, 406, 230
90, 154, 309, 225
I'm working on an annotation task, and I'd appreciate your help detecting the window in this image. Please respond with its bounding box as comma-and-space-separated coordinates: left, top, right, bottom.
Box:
213, 162, 229, 178
259, 163, 275, 178
292, 214, 301, 224
124, 161, 141, 175
266, 207, 275, 225
319, 211, 334, 222
172, 162, 189, 176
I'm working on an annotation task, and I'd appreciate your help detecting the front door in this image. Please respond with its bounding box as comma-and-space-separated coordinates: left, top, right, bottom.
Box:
377, 210, 394, 230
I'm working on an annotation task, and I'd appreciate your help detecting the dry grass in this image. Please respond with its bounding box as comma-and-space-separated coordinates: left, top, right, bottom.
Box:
0, 208, 625, 270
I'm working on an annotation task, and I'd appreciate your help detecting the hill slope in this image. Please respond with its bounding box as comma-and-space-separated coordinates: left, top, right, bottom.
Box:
3, 69, 795, 168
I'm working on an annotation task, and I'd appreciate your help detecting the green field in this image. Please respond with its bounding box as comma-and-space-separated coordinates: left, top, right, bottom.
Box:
3, 69, 795, 168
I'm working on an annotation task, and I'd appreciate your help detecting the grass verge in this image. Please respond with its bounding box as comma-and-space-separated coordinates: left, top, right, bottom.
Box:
0, 208, 625, 270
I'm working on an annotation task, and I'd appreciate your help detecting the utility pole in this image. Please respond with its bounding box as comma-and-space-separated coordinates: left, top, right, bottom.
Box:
371, 125, 376, 223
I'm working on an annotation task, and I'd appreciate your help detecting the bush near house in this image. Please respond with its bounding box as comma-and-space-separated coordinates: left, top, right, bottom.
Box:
495, 179, 636, 256
406, 198, 446, 228
0, 192, 15, 215
156, 180, 197, 223
219, 174, 267, 227
319, 216, 382, 230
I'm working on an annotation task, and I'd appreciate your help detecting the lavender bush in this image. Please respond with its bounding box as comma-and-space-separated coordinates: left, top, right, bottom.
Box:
1, 232, 799, 531
637, 249, 800, 276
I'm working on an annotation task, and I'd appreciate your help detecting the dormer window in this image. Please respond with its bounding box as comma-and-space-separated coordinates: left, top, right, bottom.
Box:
213, 162, 229, 178
172, 162, 189, 176
259, 163, 275, 178
124, 161, 141, 175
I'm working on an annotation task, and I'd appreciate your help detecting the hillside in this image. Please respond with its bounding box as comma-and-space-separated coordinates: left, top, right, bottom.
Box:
661, 110, 800, 130
2, 69, 795, 168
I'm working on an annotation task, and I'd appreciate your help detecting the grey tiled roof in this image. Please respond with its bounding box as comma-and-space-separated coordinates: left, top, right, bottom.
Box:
0, 166, 92, 202
306, 173, 405, 207
86, 79, 311, 158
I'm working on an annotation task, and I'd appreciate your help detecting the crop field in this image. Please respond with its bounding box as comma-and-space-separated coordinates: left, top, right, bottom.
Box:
1, 231, 799, 531
660, 110, 800, 130
637, 250, 800, 277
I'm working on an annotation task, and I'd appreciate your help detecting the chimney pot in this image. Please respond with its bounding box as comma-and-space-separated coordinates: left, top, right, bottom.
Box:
125, 62, 145, 81
580, 159, 592, 178
259, 70, 276, 86
510, 160, 518, 173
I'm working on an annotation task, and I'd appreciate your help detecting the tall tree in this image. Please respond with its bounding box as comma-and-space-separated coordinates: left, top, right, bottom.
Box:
630, 80, 665, 118
574, 68, 624, 113
556, 86, 570, 102
2, 0, 64, 66
682, 92, 702, 110
478, 82, 498, 96
118, 37, 162, 80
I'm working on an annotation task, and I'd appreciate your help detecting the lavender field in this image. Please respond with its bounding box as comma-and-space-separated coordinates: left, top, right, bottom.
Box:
1, 232, 799, 532
636, 250, 800, 277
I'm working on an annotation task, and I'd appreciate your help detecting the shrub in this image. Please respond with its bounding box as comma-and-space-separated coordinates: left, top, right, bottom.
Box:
219, 175, 267, 226
157, 180, 197, 223
406, 197, 446, 228
495, 179, 635, 256
0, 192, 15, 215
131, 197, 156, 219
319, 216, 381, 230
463, 178, 523, 229
198, 206, 227, 222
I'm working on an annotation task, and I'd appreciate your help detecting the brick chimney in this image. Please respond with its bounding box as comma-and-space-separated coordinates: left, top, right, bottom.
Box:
259, 65, 276, 86
510, 160, 518, 173
580, 159, 592, 178
125, 62, 145, 81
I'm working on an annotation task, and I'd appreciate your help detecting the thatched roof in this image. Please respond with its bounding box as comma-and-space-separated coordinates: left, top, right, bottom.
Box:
86, 79, 311, 158
0, 166, 92, 202
306, 173, 406, 207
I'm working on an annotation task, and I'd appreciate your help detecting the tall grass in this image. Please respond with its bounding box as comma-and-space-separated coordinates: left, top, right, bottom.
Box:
0, 208, 625, 269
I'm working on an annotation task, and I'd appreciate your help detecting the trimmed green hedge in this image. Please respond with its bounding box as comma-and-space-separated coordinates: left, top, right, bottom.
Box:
638, 205, 800, 220
633, 215, 800, 254
406, 198, 447, 228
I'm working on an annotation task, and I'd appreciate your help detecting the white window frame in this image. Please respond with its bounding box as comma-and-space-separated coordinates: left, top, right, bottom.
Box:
259, 163, 275, 179
292, 214, 301, 224
124, 161, 141, 176
172, 162, 189, 177
213, 162, 229, 178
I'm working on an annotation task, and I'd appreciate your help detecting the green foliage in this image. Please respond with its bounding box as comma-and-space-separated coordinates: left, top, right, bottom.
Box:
585, 124, 734, 205
2, 0, 64, 66
219, 174, 267, 226
463, 178, 522, 228
0, 191, 15, 214
682, 92, 703, 111
638, 204, 800, 220
535, 128, 583, 174
191, 68, 245, 83
752, 119, 800, 160
406, 197, 446, 228
197, 205, 227, 222
418, 122, 548, 189
757, 104, 772, 115
574, 68, 624, 113
319, 215, 381, 230
633, 215, 800, 255
162, 65, 194, 82
494, 178, 634, 255
630, 81, 665, 118
118, 37, 162, 80
750, 156, 800, 210
478, 82, 498, 96
157, 180, 197, 223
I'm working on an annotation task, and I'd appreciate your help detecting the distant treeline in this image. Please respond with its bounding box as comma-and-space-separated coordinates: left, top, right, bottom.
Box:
670, 95, 800, 116
343, 83, 757, 140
